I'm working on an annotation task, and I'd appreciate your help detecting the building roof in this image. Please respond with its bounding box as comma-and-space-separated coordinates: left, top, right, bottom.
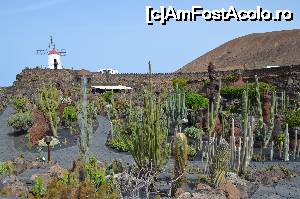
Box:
48, 48, 58, 55
91, 85, 132, 90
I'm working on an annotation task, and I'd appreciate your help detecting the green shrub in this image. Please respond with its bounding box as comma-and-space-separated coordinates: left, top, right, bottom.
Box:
172, 77, 188, 89
7, 111, 33, 131
87, 102, 98, 123
11, 96, 28, 113
283, 109, 300, 128
188, 145, 197, 158
222, 73, 240, 82
221, 82, 275, 100
96, 96, 108, 114
85, 157, 107, 188
0, 162, 14, 176
184, 127, 203, 139
101, 91, 113, 103
32, 176, 46, 197
274, 133, 285, 146
185, 91, 208, 110
220, 86, 244, 99
111, 138, 131, 152
63, 105, 77, 125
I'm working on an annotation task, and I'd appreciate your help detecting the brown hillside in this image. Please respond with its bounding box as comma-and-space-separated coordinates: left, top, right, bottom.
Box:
177, 29, 300, 73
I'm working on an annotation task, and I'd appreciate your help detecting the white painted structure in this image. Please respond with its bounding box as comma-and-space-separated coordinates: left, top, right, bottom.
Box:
48, 48, 62, 69
91, 85, 132, 90
265, 65, 280, 69
98, 68, 119, 74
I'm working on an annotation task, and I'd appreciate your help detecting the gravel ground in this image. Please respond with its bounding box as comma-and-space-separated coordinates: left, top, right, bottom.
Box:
0, 106, 22, 161
1, 107, 300, 198
248, 162, 300, 199
0, 106, 132, 169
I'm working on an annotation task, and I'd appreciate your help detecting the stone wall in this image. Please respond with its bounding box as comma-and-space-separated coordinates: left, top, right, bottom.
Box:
1, 65, 300, 110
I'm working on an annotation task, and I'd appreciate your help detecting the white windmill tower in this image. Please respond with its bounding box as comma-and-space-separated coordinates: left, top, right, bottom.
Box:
36, 36, 67, 69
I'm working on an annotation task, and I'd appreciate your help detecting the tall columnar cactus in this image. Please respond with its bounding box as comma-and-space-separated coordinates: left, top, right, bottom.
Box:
36, 82, 60, 137
270, 141, 274, 161
210, 139, 230, 188
129, 90, 170, 170
166, 84, 187, 134
293, 130, 298, 160
263, 91, 276, 147
284, 124, 289, 161
148, 61, 152, 91
78, 77, 93, 161
172, 133, 188, 195
238, 84, 255, 174
241, 86, 249, 172
208, 79, 222, 137
230, 118, 235, 170
297, 139, 300, 158
254, 75, 264, 137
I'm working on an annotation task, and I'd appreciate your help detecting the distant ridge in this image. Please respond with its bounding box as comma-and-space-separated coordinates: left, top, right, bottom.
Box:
177, 29, 300, 73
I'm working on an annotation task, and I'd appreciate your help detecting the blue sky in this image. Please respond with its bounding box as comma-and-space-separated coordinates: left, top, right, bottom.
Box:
0, 0, 299, 86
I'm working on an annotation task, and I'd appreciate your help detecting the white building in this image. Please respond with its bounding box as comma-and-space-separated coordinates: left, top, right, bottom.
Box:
265, 65, 280, 69
98, 68, 118, 74
48, 48, 62, 69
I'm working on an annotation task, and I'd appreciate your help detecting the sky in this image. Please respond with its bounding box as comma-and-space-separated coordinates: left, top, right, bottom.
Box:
0, 0, 299, 86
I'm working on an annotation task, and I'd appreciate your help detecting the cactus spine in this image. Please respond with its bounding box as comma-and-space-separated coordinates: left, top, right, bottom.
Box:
284, 124, 289, 161
130, 91, 170, 170
36, 82, 60, 137
172, 133, 188, 195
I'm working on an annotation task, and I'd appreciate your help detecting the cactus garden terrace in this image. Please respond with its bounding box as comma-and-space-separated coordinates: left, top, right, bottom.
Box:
0, 64, 300, 199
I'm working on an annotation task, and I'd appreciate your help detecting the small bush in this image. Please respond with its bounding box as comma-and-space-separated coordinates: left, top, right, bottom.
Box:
96, 96, 108, 114
188, 145, 197, 159
32, 176, 46, 197
85, 157, 106, 188
283, 109, 300, 128
101, 91, 113, 103
221, 82, 275, 100
172, 77, 188, 89
11, 96, 28, 113
222, 73, 240, 82
185, 92, 208, 110
63, 105, 77, 125
0, 162, 10, 176
274, 133, 285, 146
184, 127, 203, 139
7, 111, 33, 131
111, 138, 131, 152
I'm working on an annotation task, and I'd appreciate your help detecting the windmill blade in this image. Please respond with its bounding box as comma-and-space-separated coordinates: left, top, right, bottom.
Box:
58, 49, 67, 56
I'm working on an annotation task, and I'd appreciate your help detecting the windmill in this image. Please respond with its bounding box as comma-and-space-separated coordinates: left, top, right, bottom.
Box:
36, 36, 67, 69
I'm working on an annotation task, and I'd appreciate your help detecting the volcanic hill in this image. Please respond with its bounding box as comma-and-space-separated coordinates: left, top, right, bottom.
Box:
177, 29, 300, 73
